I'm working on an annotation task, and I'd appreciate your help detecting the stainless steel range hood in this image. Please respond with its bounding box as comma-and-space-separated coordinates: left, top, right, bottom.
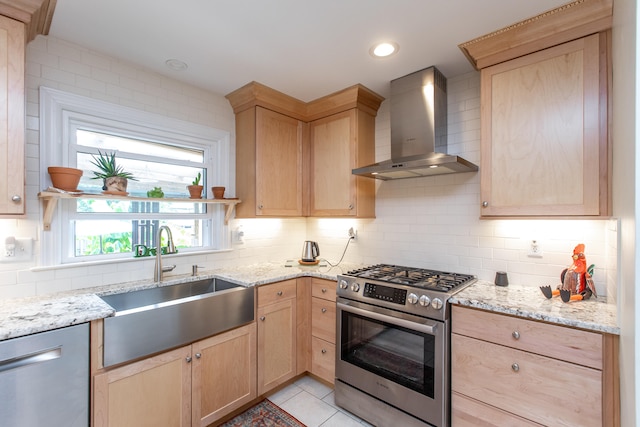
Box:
353, 67, 478, 180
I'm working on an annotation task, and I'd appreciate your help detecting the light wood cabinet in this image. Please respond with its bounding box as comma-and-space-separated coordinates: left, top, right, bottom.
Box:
308, 109, 375, 217
93, 323, 257, 427
479, 33, 610, 217
226, 82, 382, 219
0, 15, 25, 216
451, 305, 619, 427
234, 106, 304, 217
257, 279, 297, 394
310, 278, 336, 383
192, 323, 257, 427
94, 345, 192, 427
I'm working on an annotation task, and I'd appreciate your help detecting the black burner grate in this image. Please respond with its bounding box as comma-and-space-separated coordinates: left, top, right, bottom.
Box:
346, 264, 475, 293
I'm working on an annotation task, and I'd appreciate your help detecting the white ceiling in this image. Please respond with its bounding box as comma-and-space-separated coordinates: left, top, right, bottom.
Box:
48, 0, 570, 101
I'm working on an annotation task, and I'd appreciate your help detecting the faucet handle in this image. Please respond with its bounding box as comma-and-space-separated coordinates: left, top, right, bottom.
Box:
192, 265, 205, 276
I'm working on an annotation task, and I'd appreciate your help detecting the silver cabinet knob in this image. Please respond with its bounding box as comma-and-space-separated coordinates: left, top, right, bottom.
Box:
186, 356, 192, 363
258, 204, 263, 209
511, 363, 520, 372
277, 291, 283, 296
11, 195, 21, 203
321, 308, 327, 313
512, 331, 520, 340
195, 353, 202, 359
482, 201, 489, 208
321, 349, 327, 354
321, 288, 327, 293
260, 316, 266, 321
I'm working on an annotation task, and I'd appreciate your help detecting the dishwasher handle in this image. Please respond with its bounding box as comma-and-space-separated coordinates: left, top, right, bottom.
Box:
0, 346, 62, 374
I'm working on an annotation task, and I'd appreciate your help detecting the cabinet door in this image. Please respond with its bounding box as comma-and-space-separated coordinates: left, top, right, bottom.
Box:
255, 106, 303, 216
93, 346, 192, 427
257, 298, 297, 394
0, 16, 25, 215
480, 34, 606, 216
192, 323, 257, 427
309, 110, 356, 216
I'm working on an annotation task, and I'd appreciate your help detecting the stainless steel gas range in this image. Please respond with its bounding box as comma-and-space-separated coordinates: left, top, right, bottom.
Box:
335, 264, 476, 427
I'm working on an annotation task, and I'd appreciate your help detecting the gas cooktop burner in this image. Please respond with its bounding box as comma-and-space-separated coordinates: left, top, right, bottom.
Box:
345, 264, 475, 293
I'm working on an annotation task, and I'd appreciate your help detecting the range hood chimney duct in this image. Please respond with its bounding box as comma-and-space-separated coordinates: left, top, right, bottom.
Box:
353, 66, 478, 180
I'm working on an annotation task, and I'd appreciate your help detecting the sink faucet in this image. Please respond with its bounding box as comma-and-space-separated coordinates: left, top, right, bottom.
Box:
154, 225, 177, 282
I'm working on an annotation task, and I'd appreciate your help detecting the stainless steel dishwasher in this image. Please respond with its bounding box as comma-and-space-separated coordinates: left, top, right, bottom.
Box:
0, 323, 89, 427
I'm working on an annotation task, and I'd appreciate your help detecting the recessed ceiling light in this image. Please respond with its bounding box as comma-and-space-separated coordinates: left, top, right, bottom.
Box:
165, 59, 188, 71
370, 42, 399, 58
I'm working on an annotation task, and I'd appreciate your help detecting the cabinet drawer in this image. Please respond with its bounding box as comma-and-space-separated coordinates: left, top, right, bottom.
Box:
452, 392, 542, 427
257, 280, 297, 307
452, 305, 603, 370
311, 297, 336, 343
311, 336, 335, 384
311, 278, 336, 301
452, 334, 602, 427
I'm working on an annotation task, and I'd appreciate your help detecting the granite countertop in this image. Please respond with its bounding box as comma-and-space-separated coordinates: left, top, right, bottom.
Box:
0, 261, 362, 341
450, 280, 619, 335
1, 263, 620, 341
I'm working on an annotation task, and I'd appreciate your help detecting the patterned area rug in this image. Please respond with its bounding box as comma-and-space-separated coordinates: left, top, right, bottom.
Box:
220, 399, 305, 427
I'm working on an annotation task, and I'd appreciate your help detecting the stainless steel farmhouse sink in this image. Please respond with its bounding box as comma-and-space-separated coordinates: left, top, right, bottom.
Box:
100, 278, 254, 367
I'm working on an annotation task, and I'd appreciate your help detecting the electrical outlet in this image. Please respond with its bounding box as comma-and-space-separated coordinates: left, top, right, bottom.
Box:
527, 239, 543, 258
1, 237, 33, 263
234, 226, 245, 244
348, 227, 357, 240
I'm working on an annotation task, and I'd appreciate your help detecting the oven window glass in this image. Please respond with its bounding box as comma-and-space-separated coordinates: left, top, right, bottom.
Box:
340, 310, 435, 398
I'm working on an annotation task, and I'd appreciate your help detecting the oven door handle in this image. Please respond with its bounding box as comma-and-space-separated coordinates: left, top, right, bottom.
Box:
337, 301, 438, 336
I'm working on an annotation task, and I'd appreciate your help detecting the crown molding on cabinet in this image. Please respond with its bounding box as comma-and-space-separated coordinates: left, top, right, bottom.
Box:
459, 0, 612, 70
0, 0, 57, 42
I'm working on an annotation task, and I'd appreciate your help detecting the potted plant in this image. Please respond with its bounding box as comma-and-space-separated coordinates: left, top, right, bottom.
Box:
187, 172, 204, 199
90, 150, 136, 194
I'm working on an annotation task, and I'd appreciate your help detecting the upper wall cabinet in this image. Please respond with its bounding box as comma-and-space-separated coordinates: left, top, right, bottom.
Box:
0, 15, 25, 216
459, 0, 612, 218
226, 82, 382, 218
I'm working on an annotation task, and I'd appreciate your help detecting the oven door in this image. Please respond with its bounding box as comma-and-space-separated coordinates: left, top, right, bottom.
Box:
336, 298, 447, 427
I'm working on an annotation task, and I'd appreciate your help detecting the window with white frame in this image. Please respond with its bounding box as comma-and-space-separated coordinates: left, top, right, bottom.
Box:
39, 87, 232, 265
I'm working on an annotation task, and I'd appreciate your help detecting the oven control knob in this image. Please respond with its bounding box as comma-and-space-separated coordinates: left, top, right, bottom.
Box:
339, 279, 349, 289
431, 298, 444, 310
407, 293, 418, 304
350, 283, 360, 292
419, 295, 431, 307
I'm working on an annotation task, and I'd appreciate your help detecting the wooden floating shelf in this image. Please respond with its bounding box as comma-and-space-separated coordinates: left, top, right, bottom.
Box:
37, 191, 241, 230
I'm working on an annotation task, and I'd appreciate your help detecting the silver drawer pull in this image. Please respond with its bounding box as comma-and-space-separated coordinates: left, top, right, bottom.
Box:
0, 347, 61, 373
195, 353, 201, 359
277, 291, 283, 296
321, 288, 327, 293
321, 349, 327, 354
511, 363, 519, 372
321, 308, 327, 313
260, 316, 266, 321
186, 356, 192, 363
512, 331, 520, 340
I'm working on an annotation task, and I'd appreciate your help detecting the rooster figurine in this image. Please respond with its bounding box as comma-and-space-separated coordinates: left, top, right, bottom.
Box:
540, 243, 597, 303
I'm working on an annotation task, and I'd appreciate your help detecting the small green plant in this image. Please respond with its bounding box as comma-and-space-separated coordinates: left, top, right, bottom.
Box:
90, 150, 136, 180
192, 172, 202, 186
146, 187, 164, 198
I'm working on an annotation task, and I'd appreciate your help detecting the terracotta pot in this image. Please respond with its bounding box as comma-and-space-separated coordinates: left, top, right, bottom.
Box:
48, 166, 83, 191
103, 176, 128, 193
212, 186, 225, 199
187, 185, 204, 199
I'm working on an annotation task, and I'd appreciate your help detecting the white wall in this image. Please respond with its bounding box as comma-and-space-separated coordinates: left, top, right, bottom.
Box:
611, 0, 638, 425
0, 35, 616, 306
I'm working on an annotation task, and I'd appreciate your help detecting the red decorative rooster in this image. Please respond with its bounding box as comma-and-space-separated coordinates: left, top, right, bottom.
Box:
540, 243, 597, 303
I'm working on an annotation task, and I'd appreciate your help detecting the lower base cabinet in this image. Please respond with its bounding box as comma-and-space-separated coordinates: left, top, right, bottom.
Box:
93, 322, 256, 427
451, 305, 619, 427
